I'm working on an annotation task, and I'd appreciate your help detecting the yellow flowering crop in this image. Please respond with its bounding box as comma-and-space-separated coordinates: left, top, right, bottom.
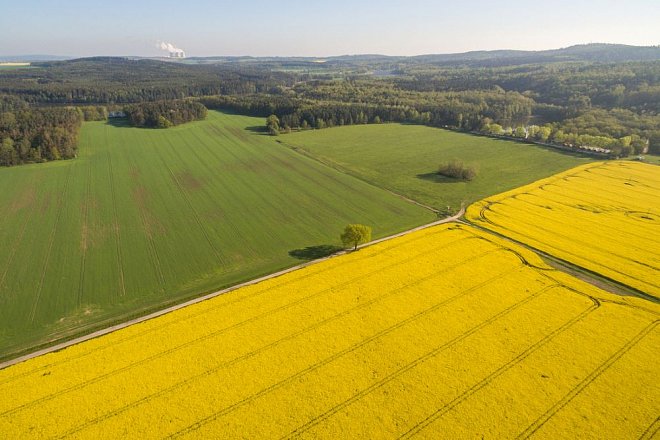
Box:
467, 161, 660, 298
0, 224, 657, 438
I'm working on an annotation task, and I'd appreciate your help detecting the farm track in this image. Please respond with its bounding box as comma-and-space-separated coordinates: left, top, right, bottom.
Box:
476, 202, 659, 295
0, 211, 463, 371
467, 212, 660, 304
508, 191, 659, 246
639, 417, 660, 440
126, 136, 167, 293
482, 201, 658, 274
469, 162, 660, 299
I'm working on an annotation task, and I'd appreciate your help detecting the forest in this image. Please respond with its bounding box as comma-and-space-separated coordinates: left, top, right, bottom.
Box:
0, 44, 659, 166
124, 100, 208, 128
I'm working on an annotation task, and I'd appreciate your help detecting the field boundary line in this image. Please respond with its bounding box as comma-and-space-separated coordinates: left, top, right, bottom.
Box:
515, 320, 659, 439
0, 235, 482, 417
0, 224, 457, 375
275, 139, 442, 214
0, 211, 462, 371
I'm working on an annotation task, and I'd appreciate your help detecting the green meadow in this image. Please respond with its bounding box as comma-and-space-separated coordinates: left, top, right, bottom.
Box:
0, 112, 434, 360
284, 124, 594, 213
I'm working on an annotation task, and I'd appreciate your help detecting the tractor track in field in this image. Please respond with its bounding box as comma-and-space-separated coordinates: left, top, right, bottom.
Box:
275, 139, 443, 215
106, 148, 127, 298
516, 320, 659, 439
29, 164, 74, 324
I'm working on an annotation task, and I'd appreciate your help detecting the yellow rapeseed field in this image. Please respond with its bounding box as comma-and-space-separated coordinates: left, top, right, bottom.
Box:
0, 223, 657, 438
467, 161, 660, 298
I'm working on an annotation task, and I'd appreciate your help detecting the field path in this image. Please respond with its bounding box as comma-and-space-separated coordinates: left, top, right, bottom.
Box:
0, 208, 464, 370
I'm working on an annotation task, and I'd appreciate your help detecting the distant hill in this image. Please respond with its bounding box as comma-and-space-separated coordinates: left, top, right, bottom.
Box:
410, 44, 660, 66
181, 44, 660, 67
0, 55, 72, 62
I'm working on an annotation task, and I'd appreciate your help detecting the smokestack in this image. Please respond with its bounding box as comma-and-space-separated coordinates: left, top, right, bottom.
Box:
158, 41, 186, 58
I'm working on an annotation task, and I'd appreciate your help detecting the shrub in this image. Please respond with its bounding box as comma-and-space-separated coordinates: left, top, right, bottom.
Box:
438, 160, 477, 181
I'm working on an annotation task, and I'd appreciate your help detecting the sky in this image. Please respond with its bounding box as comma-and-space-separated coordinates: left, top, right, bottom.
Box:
1, 0, 659, 57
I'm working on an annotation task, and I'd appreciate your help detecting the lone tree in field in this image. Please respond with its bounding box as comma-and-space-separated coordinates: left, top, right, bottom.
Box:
340, 224, 372, 251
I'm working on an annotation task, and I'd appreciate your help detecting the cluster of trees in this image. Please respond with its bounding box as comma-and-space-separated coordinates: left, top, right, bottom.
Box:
79, 106, 108, 121
0, 107, 82, 166
124, 100, 207, 128
437, 161, 478, 180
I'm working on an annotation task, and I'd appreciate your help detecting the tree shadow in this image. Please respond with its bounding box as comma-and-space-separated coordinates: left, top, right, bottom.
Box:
244, 125, 268, 135
416, 172, 459, 183
105, 118, 130, 128
289, 244, 343, 261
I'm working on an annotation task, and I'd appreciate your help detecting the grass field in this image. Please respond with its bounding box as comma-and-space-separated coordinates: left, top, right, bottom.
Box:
467, 161, 660, 298
0, 223, 657, 438
0, 111, 434, 360
284, 124, 594, 212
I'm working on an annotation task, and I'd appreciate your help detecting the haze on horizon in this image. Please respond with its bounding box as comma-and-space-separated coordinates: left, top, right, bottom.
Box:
1, 0, 659, 58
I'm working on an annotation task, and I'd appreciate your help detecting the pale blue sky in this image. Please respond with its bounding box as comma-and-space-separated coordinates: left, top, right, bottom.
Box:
1, 0, 659, 57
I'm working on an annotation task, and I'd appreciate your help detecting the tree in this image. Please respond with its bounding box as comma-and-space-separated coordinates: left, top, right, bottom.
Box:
266, 114, 280, 135
156, 115, 172, 129
340, 224, 372, 251
0, 138, 17, 166
513, 126, 527, 138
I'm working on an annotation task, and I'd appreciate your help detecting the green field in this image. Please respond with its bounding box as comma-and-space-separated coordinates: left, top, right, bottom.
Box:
284, 124, 595, 212
0, 112, 434, 360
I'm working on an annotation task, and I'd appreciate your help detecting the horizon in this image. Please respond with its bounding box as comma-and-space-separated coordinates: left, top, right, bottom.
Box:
3, 42, 660, 61
1, 0, 659, 58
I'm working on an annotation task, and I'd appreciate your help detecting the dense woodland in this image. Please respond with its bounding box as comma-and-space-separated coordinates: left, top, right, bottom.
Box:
124, 100, 207, 128
0, 96, 82, 165
1, 44, 659, 166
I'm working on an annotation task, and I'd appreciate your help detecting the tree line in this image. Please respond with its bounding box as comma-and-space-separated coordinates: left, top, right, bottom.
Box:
124, 100, 208, 128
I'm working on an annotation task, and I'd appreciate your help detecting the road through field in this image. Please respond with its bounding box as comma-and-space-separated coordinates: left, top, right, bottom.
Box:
0, 207, 464, 371
0, 223, 656, 438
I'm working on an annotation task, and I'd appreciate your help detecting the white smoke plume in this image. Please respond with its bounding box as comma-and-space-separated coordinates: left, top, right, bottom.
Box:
157, 41, 186, 58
